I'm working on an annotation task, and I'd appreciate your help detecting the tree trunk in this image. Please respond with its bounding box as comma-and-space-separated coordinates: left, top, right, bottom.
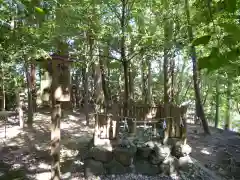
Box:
129, 62, 134, 101
121, 0, 129, 115
141, 58, 145, 103
94, 57, 104, 111
84, 65, 89, 125
30, 63, 36, 112
99, 55, 109, 105
16, 88, 24, 128
0, 62, 5, 111
75, 69, 81, 108
185, 0, 210, 134
170, 58, 175, 103
225, 76, 231, 130
163, 2, 173, 104
163, 49, 170, 103
25, 63, 33, 127
214, 76, 220, 128
147, 59, 152, 104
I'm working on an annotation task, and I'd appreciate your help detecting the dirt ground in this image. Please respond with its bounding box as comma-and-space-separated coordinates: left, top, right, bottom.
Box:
0, 110, 239, 180
0, 110, 95, 180
187, 124, 240, 180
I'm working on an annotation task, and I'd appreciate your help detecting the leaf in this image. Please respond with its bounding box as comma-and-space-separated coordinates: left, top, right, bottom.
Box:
224, 0, 236, 13
198, 56, 211, 70
220, 23, 240, 41
192, 35, 211, 46
223, 35, 238, 46
35, 7, 44, 14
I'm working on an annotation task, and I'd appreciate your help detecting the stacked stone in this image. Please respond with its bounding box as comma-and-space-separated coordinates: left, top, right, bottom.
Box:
84, 138, 192, 179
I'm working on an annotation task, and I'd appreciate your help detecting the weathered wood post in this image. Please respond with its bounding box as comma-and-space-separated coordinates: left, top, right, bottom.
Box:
38, 54, 72, 180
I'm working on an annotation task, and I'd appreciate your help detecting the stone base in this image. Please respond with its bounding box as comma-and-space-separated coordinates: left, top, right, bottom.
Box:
84, 138, 192, 178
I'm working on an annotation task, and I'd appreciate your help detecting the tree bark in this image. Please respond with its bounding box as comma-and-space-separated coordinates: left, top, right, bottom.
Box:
225, 75, 231, 130
25, 63, 33, 127
84, 65, 89, 125
147, 58, 152, 104
16, 88, 24, 128
0, 61, 5, 111
185, 0, 210, 134
128, 62, 134, 101
99, 55, 109, 105
30, 63, 36, 112
121, 0, 129, 115
214, 76, 220, 128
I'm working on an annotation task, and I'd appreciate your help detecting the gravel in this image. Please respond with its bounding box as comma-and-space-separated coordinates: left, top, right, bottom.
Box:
89, 174, 176, 180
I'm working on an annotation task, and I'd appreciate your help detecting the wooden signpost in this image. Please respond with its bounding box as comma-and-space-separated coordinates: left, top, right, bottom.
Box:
38, 54, 72, 180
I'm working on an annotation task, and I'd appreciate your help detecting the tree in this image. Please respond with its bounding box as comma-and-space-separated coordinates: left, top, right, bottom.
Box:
184, 0, 210, 134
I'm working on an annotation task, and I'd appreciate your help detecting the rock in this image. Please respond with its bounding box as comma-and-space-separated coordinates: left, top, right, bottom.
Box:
84, 159, 105, 178
89, 146, 113, 163
167, 138, 179, 148
160, 156, 179, 176
105, 159, 127, 174
178, 156, 193, 171
218, 167, 228, 176
149, 144, 171, 165
114, 145, 136, 166
144, 141, 156, 149
135, 160, 160, 175
172, 141, 192, 158
136, 146, 152, 159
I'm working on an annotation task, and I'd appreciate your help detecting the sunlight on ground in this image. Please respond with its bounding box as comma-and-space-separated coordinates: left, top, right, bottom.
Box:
35, 172, 51, 180
201, 147, 212, 155
61, 148, 79, 160
0, 111, 95, 180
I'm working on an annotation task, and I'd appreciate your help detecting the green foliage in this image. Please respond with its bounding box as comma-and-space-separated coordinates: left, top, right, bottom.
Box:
192, 35, 211, 46
224, 0, 236, 13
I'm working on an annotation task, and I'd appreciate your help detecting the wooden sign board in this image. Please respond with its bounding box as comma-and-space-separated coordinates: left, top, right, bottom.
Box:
52, 59, 71, 102
40, 54, 72, 103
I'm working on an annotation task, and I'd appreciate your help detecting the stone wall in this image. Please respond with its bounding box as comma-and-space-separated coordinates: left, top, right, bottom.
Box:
84, 138, 192, 178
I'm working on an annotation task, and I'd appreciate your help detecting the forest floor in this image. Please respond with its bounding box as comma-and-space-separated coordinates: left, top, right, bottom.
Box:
187, 124, 240, 180
0, 109, 239, 180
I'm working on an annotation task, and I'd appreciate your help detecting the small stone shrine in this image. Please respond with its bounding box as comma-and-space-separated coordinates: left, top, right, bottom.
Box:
84, 103, 192, 178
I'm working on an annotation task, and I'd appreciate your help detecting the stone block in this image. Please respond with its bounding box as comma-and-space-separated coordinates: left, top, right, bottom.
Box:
84, 159, 105, 178
135, 160, 160, 175
89, 145, 113, 163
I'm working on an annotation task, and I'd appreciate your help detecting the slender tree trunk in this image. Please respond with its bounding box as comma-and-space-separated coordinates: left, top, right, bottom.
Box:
163, 3, 172, 104
75, 69, 81, 108
225, 76, 231, 130
129, 62, 134, 101
215, 76, 220, 128
25, 63, 33, 127
31, 63, 36, 112
84, 65, 89, 125
170, 58, 175, 103
163, 48, 170, 103
120, 0, 129, 115
16, 88, 24, 128
0, 61, 5, 111
185, 0, 210, 134
147, 59, 152, 104
99, 56, 109, 105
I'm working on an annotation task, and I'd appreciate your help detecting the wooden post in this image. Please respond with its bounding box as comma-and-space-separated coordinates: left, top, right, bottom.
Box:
40, 55, 72, 180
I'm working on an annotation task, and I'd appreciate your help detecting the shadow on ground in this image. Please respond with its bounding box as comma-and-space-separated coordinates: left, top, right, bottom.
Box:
0, 109, 95, 180
187, 124, 240, 180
